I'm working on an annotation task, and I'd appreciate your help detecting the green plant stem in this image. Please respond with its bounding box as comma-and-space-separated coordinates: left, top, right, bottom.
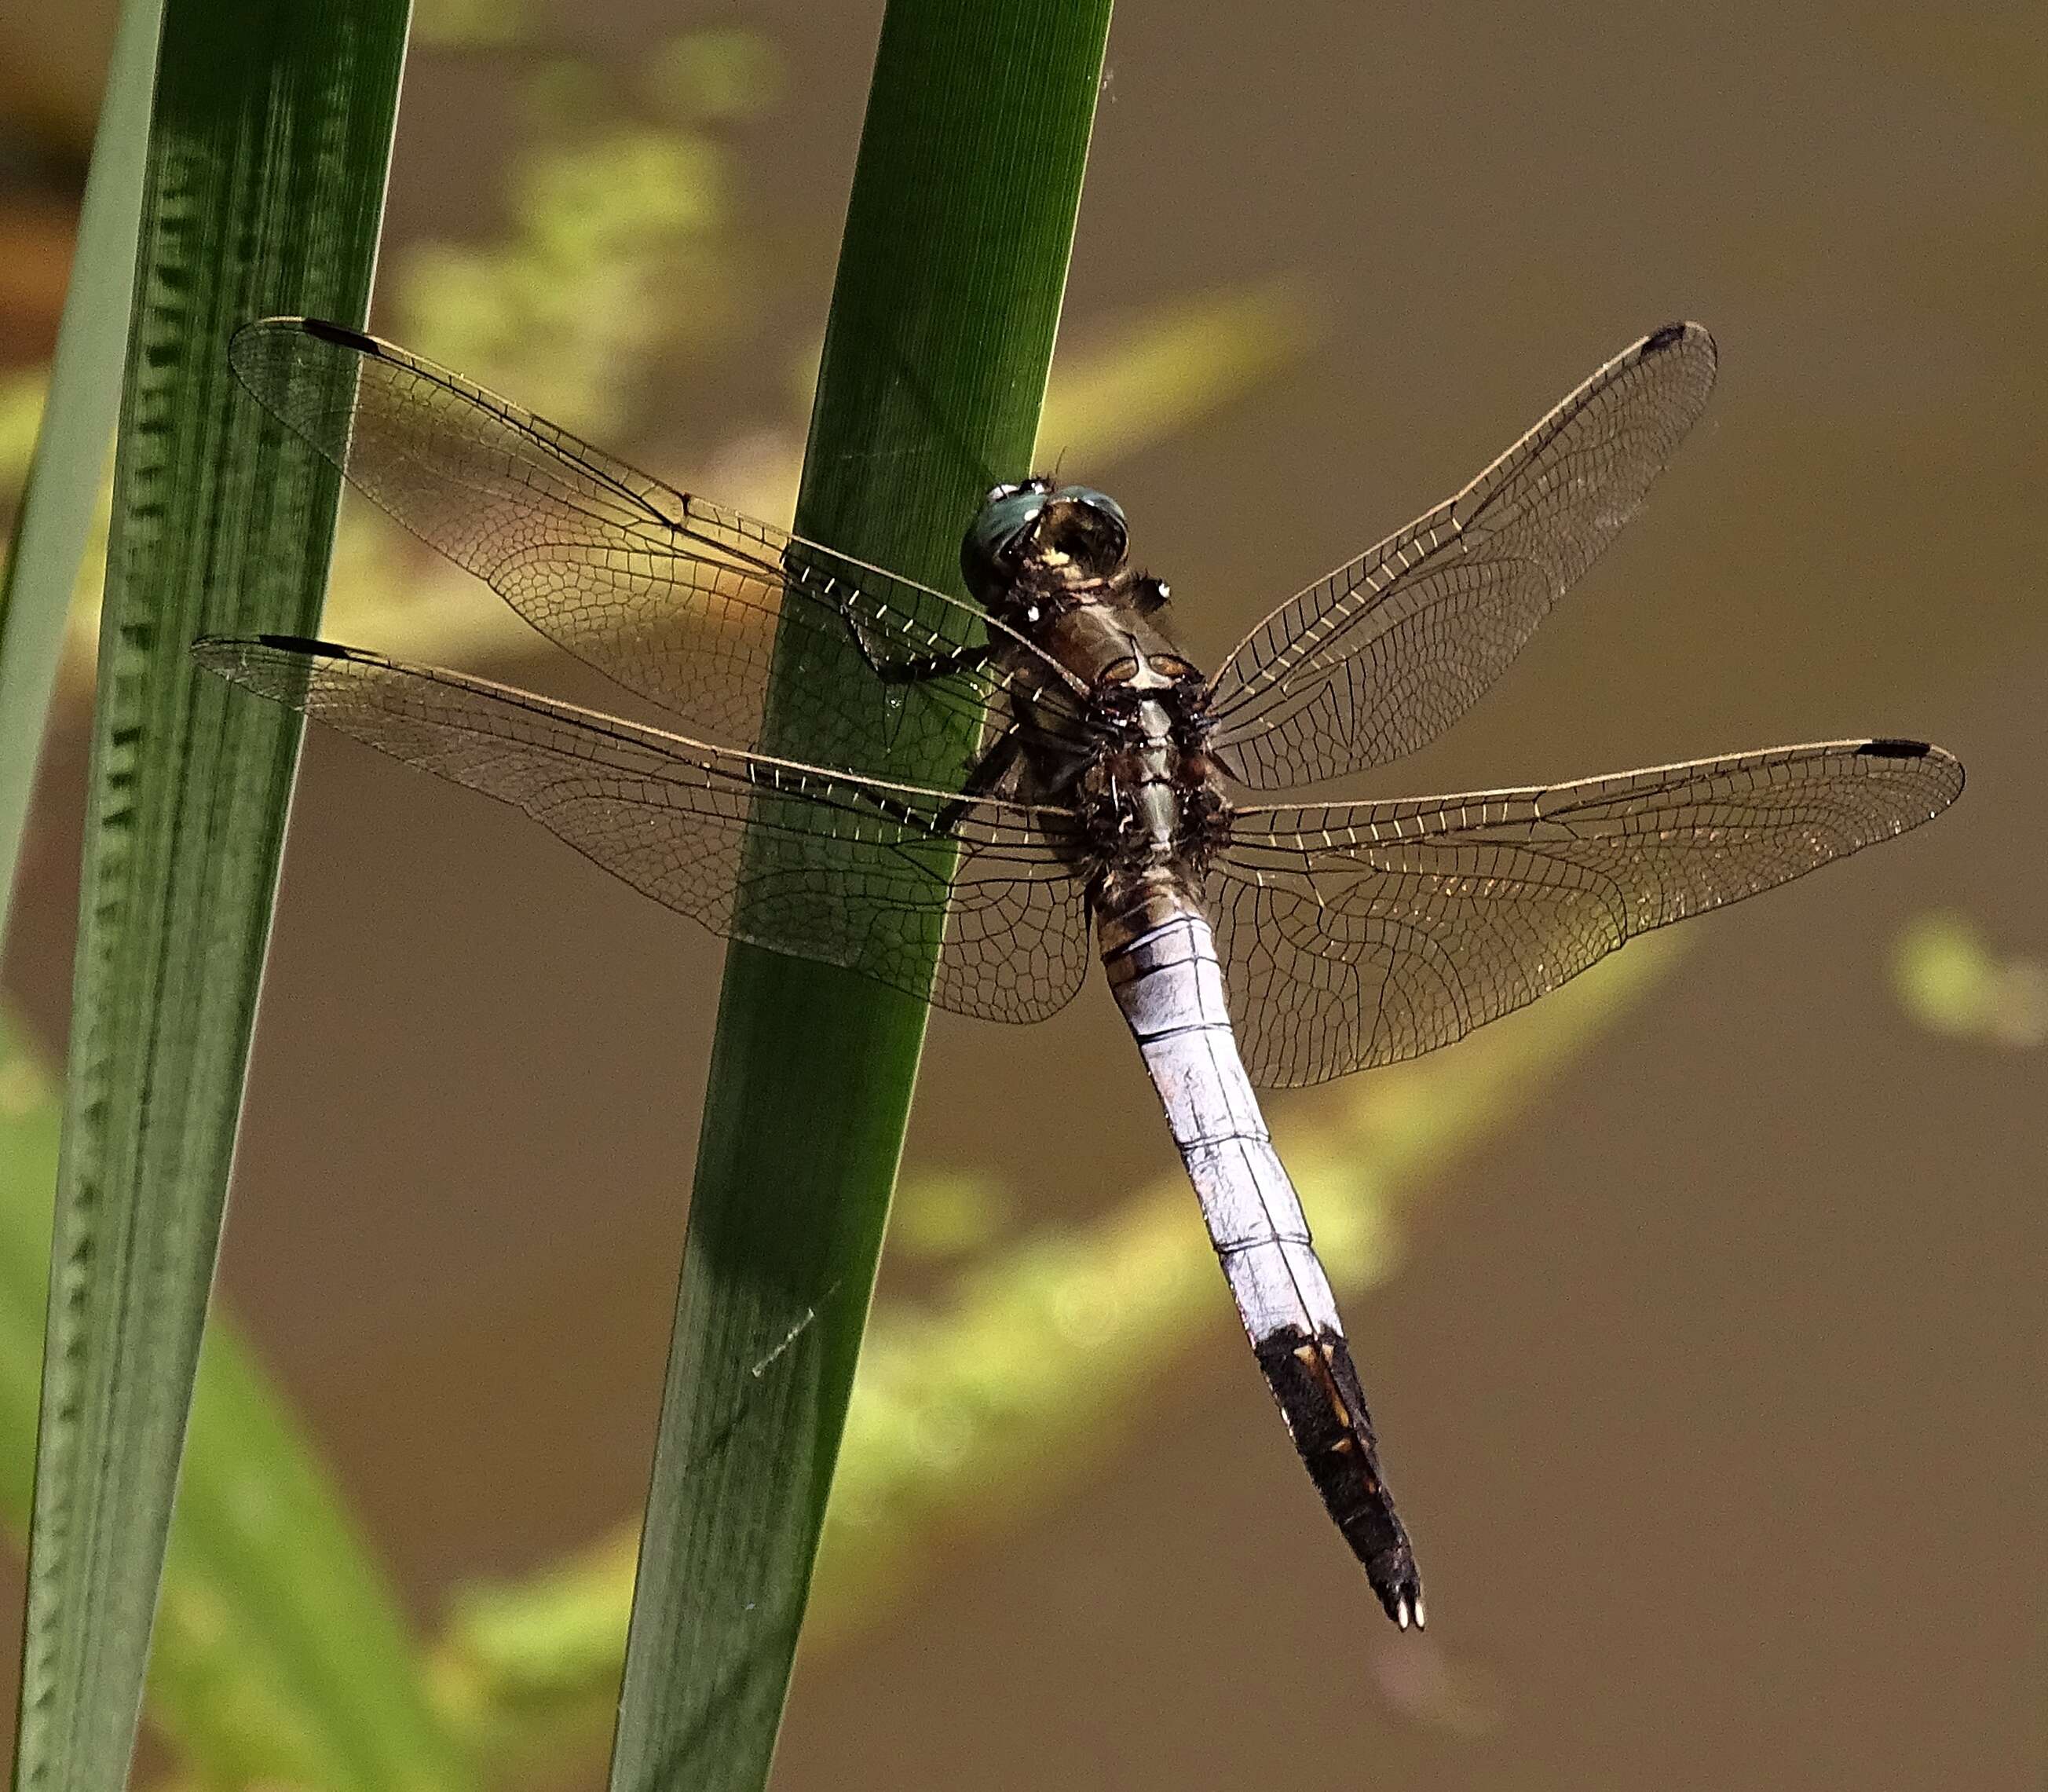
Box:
606, 6, 1114, 1790
12, 4, 434, 1790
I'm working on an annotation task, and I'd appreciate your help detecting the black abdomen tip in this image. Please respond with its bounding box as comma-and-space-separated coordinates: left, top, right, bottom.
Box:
1253, 1326, 1424, 1629
1366, 1541, 1425, 1631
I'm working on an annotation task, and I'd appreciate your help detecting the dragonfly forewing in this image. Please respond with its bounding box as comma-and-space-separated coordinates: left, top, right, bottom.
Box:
229, 318, 1084, 788
1205, 320, 1719, 788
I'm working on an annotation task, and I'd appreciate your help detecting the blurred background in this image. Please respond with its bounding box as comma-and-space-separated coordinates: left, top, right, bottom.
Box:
1, 1, 2040, 1788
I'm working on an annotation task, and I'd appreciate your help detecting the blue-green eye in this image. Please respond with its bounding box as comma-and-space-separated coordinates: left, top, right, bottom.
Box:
966, 487, 1051, 564
960, 480, 1052, 602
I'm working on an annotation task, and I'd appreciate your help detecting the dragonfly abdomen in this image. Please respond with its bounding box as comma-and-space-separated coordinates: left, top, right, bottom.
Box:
1101, 905, 1423, 1628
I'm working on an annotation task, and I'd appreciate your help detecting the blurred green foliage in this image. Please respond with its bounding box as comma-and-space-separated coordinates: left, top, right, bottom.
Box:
411, 0, 530, 51
888, 1169, 1016, 1265
0, 375, 46, 485
1893, 912, 2046, 1048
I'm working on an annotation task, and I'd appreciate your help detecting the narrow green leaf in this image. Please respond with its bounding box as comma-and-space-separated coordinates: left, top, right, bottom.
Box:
10, 5, 453, 1790
0, 1027, 70, 1567
608, 5, 1113, 1789
0, 1015, 466, 1789
0, 0, 162, 949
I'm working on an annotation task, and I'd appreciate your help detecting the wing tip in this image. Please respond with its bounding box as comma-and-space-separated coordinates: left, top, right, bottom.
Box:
1857, 737, 1965, 806
296, 316, 379, 354
229, 314, 381, 362
253, 631, 351, 658
1643, 318, 1716, 364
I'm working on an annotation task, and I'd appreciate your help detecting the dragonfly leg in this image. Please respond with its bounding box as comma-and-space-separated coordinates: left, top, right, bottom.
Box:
746, 725, 1019, 839
861, 637, 995, 686
932, 725, 1022, 836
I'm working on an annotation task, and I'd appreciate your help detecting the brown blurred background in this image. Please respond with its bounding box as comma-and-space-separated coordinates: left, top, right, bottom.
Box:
2, 1, 2041, 1788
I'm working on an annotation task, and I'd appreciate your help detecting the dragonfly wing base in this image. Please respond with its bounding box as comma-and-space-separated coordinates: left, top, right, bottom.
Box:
1104, 909, 1422, 1628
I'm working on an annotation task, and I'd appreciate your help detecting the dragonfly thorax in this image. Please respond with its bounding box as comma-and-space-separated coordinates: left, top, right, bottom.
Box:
1076, 678, 1232, 934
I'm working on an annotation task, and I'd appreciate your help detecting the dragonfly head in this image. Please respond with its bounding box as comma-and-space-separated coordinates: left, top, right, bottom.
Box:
961, 477, 1129, 613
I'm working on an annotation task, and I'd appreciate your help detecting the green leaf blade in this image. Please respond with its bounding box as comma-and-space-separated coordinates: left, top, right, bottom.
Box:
10, 4, 466, 1789
607, 6, 1114, 1790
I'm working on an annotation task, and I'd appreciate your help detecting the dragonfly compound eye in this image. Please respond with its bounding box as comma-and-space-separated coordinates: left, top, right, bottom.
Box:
960, 484, 1053, 603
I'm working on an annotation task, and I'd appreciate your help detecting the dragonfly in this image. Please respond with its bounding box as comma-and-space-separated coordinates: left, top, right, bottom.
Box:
196, 316, 1962, 1630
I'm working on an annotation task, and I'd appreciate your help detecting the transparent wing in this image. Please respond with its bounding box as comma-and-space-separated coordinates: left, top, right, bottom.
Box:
195, 635, 1095, 1023
229, 318, 1083, 784
1205, 322, 1719, 788
1212, 740, 1962, 1087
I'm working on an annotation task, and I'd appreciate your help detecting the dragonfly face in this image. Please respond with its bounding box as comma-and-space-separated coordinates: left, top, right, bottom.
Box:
195, 316, 1962, 1631
960, 477, 1132, 617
